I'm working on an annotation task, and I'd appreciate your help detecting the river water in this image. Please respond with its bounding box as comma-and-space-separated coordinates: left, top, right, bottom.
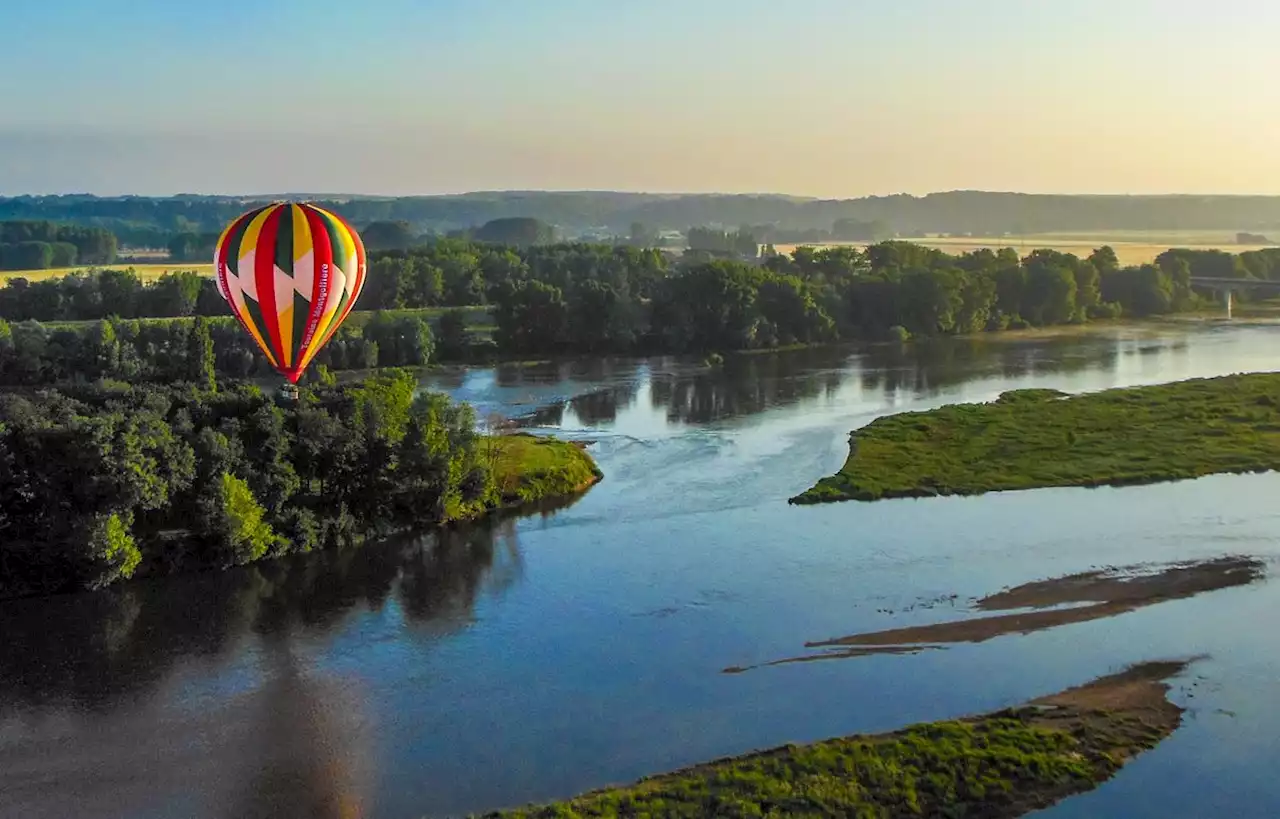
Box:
3, 321, 1280, 819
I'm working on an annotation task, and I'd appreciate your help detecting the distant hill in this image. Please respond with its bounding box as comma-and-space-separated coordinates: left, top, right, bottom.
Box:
6, 190, 1280, 239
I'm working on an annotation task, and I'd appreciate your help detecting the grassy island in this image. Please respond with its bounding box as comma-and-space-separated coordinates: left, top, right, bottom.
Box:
476, 660, 1192, 819
791, 373, 1280, 504
491, 433, 603, 508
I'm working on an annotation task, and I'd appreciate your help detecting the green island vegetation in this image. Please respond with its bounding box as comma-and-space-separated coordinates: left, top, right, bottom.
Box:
476, 660, 1191, 819
792, 373, 1280, 504
0, 368, 601, 599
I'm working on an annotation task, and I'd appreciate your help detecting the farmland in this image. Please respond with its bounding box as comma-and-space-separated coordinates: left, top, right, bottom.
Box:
772, 230, 1276, 266
0, 262, 214, 283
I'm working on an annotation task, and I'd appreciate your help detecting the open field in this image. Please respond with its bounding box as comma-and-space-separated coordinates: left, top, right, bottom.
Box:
0, 263, 214, 283
772, 231, 1278, 267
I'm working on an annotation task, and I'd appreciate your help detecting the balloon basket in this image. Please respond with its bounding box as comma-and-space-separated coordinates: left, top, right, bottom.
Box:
275, 383, 300, 404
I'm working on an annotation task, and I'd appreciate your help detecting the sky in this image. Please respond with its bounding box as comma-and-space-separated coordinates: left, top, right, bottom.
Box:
4, 0, 1280, 197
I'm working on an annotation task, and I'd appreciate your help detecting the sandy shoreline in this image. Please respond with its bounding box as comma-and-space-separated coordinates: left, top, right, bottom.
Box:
727, 555, 1263, 672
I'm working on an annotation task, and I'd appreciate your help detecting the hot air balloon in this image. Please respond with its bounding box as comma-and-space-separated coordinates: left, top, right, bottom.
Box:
214, 202, 366, 384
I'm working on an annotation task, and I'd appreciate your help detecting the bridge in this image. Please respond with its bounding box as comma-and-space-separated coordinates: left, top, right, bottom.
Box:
1188, 277, 1280, 319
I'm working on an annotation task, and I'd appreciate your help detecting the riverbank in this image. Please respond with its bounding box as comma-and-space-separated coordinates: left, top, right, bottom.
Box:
791, 372, 1280, 504
0, 371, 606, 600
475, 659, 1193, 819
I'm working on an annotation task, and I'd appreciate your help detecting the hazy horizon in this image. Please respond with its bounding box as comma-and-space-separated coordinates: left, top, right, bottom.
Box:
6, 0, 1279, 198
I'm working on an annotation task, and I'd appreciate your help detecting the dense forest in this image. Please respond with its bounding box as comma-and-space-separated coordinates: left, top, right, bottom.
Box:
0, 370, 600, 598
1, 239, 1270, 387
8, 191, 1280, 237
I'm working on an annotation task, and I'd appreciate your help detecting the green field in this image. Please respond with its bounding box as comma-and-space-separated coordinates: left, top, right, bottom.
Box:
792, 373, 1280, 504
0, 262, 214, 283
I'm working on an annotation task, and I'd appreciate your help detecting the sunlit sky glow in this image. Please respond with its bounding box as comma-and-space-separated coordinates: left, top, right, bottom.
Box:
4, 0, 1279, 196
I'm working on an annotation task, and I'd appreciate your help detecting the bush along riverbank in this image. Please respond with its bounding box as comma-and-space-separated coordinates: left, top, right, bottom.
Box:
791, 372, 1280, 504
475, 659, 1193, 819
0, 369, 601, 599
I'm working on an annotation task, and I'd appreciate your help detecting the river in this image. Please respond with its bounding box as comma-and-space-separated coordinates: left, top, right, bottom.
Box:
2, 321, 1279, 819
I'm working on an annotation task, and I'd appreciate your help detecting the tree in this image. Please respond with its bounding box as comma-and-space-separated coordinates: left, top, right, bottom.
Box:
362, 312, 435, 367
81, 511, 141, 590
831, 218, 887, 241
436, 308, 470, 360
899, 269, 965, 335
567, 280, 638, 352
361, 220, 417, 251
757, 276, 834, 344
1022, 250, 1079, 325
84, 319, 122, 378
49, 242, 77, 267
1073, 262, 1102, 319
200, 472, 285, 566
167, 232, 219, 262
1088, 246, 1120, 276
146, 271, 204, 317
186, 316, 216, 390
97, 268, 143, 318
242, 403, 300, 514
629, 222, 657, 247
365, 257, 414, 308
0, 241, 53, 271
473, 217, 554, 247
491, 280, 568, 353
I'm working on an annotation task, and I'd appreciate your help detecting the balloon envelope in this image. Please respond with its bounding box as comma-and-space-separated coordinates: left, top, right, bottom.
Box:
214, 202, 366, 383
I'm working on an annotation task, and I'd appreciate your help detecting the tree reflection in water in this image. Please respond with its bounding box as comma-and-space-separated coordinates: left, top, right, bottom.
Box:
0, 494, 581, 717
490, 334, 1162, 431
226, 639, 372, 819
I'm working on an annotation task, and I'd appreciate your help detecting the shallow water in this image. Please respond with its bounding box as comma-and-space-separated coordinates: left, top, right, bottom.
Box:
3, 321, 1280, 818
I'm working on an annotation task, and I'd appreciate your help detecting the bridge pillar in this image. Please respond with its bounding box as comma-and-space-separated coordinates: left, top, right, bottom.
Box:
1224, 287, 1233, 319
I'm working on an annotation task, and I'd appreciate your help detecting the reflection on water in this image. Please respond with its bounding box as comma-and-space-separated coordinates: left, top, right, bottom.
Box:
5, 322, 1280, 819
227, 643, 370, 819
0, 504, 572, 715
0, 501, 590, 819
447, 330, 1189, 430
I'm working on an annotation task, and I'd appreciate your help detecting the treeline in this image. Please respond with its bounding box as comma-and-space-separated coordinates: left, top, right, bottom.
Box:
168, 231, 221, 261
0, 221, 117, 270
0, 240, 1268, 383
0, 371, 509, 597
7, 238, 1268, 328
0, 269, 221, 322
11, 191, 1280, 236
682, 218, 889, 250
484, 242, 1211, 356
0, 310, 443, 387
687, 226, 760, 257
